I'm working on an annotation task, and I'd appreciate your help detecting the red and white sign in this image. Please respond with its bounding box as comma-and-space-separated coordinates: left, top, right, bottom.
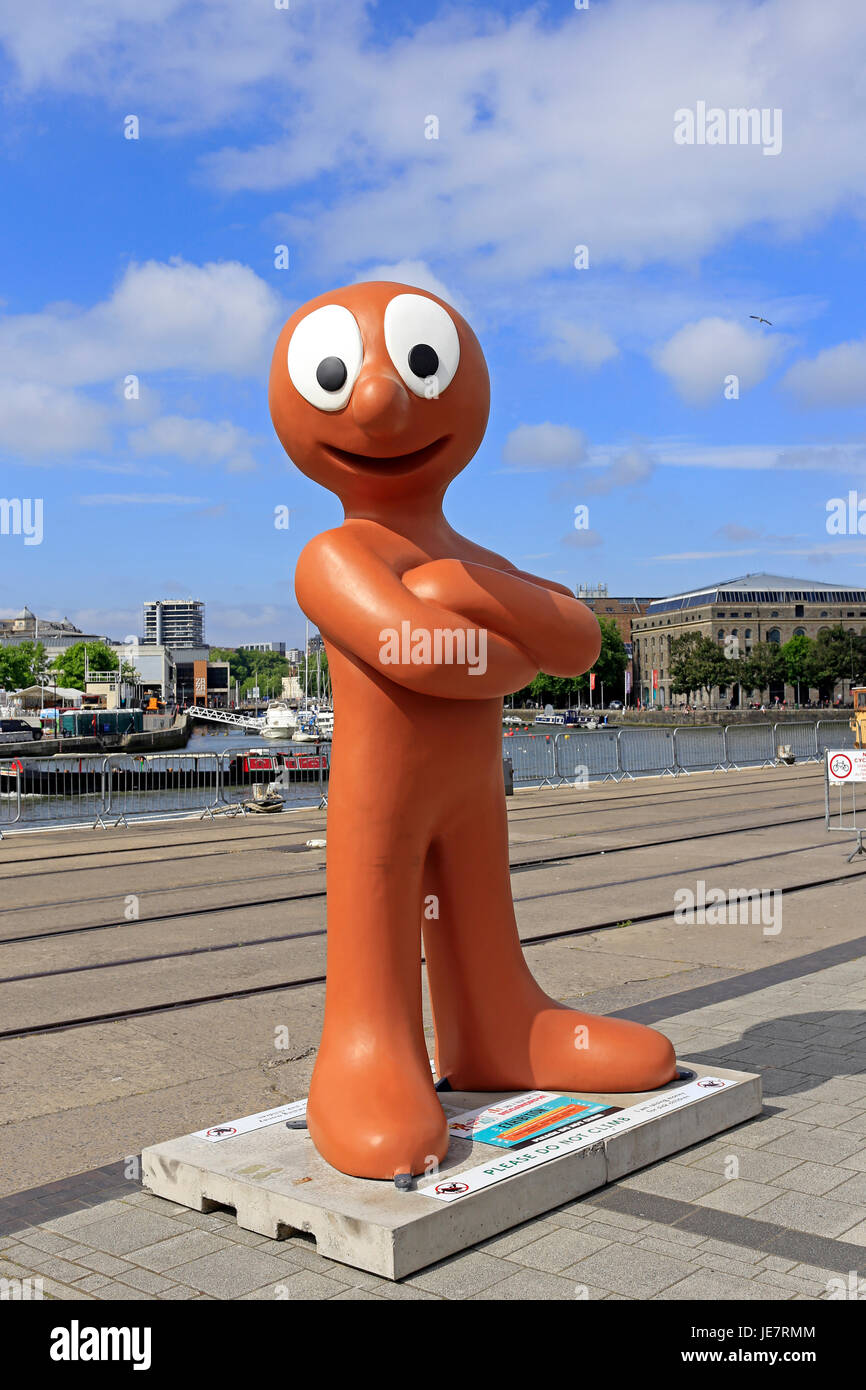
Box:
652, 669, 659, 690
284, 754, 329, 771
828, 750, 866, 783
193, 1100, 307, 1143
589, 673, 596, 691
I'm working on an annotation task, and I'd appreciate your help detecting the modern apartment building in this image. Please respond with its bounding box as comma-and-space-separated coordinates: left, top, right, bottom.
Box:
142, 599, 205, 648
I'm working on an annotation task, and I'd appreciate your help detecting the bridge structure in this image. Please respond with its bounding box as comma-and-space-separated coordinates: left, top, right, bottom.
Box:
186, 706, 264, 733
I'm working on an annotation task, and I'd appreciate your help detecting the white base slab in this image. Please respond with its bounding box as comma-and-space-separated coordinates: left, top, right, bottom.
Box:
141, 1061, 761, 1280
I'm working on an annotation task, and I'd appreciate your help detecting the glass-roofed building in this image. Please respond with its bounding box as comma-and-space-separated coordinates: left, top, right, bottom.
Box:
631, 573, 866, 708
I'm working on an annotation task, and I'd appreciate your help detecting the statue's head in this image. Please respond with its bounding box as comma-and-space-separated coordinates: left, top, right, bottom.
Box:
269, 282, 490, 510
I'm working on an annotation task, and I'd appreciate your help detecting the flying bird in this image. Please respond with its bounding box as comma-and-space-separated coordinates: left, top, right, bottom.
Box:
750, 314, 772, 326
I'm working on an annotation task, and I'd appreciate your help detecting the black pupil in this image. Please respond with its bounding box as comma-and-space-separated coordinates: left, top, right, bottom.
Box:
408, 343, 439, 378
316, 356, 347, 391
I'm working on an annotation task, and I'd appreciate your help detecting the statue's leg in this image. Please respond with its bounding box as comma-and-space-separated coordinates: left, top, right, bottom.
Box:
423, 788, 677, 1094
306, 798, 448, 1180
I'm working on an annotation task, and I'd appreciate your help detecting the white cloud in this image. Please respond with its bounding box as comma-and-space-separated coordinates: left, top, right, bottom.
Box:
542, 321, 619, 370
205, 601, 301, 647
0, 0, 342, 131
3, 2, 866, 281
353, 261, 465, 313
653, 441, 866, 472
782, 340, 866, 407
714, 523, 762, 542
648, 541, 866, 562
646, 547, 761, 562
0, 259, 283, 388
0, 379, 109, 456
584, 448, 653, 495
209, 0, 866, 282
562, 529, 603, 550
130, 416, 260, 473
502, 423, 587, 472
652, 317, 788, 405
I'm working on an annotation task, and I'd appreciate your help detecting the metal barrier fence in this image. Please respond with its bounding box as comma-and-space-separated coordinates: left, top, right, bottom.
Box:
619, 727, 677, 778
724, 723, 777, 768
816, 720, 855, 755
216, 746, 329, 812
556, 729, 621, 783
673, 726, 727, 774
0, 755, 105, 829
824, 749, 865, 860
778, 722, 820, 763
0, 725, 855, 829
503, 721, 854, 787
0, 745, 331, 832
505, 733, 559, 787
103, 753, 222, 827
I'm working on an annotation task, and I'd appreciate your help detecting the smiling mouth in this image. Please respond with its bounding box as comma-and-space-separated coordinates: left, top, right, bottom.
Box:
321, 435, 451, 475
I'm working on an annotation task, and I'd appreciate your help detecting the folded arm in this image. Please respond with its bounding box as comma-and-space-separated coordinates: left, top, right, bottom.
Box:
295, 533, 538, 699
402, 559, 600, 677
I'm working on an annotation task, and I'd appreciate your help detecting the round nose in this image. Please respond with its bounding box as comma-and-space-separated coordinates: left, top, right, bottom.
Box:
352, 372, 410, 438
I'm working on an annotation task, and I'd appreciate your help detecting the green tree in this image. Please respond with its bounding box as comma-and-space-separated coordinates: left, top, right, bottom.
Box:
526, 672, 577, 706
669, 632, 732, 703
507, 617, 626, 707
740, 640, 786, 702
592, 616, 628, 698
780, 634, 817, 703
50, 642, 122, 691
0, 640, 47, 690
210, 647, 292, 700
811, 625, 866, 696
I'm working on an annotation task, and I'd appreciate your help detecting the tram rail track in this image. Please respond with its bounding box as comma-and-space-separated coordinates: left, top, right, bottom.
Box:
0, 807, 830, 945
0, 865, 861, 1042
0, 832, 844, 961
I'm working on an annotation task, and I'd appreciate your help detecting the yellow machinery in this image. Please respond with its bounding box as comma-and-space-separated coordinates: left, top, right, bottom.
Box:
852, 687, 866, 748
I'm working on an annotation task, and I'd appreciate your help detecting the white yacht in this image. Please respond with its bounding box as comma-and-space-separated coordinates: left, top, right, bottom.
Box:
261, 701, 298, 739
292, 707, 333, 742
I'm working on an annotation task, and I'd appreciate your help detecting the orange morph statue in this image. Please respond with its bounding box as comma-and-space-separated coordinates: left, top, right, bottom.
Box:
269, 283, 676, 1182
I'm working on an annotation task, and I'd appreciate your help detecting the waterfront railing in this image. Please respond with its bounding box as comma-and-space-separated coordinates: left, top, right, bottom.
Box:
505, 720, 854, 788
0, 723, 855, 831
0, 745, 331, 832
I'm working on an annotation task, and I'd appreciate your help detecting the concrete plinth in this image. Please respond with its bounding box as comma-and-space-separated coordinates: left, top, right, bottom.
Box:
141, 1062, 761, 1280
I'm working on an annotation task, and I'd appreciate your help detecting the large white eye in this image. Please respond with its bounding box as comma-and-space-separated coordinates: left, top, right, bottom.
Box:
384, 293, 460, 397
287, 304, 363, 411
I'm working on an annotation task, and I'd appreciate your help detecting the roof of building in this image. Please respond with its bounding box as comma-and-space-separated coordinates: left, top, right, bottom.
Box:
646, 573, 866, 615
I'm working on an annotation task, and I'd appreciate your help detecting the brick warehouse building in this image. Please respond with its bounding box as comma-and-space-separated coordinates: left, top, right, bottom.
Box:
631, 573, 866, 708
575, 584, 657, 699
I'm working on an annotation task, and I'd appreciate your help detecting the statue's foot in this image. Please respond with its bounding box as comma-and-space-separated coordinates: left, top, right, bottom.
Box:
439, 1006, 677, 1096
306, 1044, 449, 1181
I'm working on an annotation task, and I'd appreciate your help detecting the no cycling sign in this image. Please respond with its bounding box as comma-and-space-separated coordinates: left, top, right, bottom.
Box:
827, 750, 866, 783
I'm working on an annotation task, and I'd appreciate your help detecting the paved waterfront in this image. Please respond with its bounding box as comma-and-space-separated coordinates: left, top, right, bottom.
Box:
2, 765, 865, 1300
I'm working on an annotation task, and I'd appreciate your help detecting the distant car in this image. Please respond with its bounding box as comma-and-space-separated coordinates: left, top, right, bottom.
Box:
502, 715, 523, 726
608, 700, 623, 710
0, 717, 42, 743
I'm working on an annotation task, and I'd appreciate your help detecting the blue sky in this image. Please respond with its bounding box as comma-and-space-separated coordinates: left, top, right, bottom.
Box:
1, 0, 865, 647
